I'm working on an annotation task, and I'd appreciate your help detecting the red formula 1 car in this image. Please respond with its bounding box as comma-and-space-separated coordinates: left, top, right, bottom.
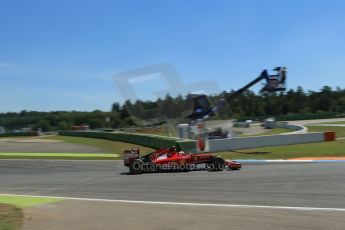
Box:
124, 146, 241, 174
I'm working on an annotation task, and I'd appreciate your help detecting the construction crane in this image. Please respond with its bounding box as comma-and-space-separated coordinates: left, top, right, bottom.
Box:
187, 67, 287, 121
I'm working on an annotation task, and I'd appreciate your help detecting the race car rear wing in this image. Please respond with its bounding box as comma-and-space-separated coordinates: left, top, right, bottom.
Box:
123, 149, 140, 167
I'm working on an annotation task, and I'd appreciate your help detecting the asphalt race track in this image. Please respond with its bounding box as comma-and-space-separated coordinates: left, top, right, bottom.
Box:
1, 160, 345, 207
1, 160, 345, 230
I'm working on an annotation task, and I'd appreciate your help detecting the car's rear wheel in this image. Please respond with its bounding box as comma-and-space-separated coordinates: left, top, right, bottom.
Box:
129, 159, 144, 174
208, 157, 225, 171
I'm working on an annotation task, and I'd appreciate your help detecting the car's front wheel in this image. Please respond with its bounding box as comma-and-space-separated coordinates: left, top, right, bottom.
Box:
208, 157, 225, 171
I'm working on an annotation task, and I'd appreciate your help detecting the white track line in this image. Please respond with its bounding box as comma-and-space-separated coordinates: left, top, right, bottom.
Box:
232, 159, 345, 163
1, 193, 345, 212
230, 159, 315, 163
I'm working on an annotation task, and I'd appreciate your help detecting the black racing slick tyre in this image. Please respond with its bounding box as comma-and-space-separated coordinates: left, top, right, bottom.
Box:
129, 159, 144, 174
208, 157, 225, 171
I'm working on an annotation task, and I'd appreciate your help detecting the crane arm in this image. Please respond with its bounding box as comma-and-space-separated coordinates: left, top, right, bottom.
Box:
227, 70, 269, 101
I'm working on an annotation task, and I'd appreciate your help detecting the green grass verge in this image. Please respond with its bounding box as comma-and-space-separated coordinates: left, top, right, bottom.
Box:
240, 128, 292, 137
0, 204, 22, 230
307, 126, 345, 138
317, 121, 345, 125
0, 136, 27, 139
0, 194, 62, 229
46, 135, 155, 155
134, 125, 170, 136
0, 135, 155, 160
0, 195, 62, 208
217, 139, 345, 160
0, 153, 119, 160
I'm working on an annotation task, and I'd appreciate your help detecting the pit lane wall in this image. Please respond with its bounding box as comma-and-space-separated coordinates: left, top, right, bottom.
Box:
208, 132, 332, 152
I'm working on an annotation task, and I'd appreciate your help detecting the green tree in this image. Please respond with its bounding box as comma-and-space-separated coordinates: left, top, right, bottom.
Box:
35, 119, 51, 132
57, 121, 70, 130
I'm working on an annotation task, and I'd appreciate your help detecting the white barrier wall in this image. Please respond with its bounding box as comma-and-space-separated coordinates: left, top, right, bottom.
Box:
281, 124, 308, 134
208, 132, 324, 152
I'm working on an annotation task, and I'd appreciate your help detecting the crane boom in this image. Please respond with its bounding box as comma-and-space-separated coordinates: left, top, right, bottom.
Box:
227, 70, 269, 101
187, 67, 287, 121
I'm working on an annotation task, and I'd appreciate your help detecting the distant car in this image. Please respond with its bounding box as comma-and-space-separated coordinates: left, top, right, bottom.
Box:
233, 121, 250, 128
124, 147, 241, 174
262, 117, 276, 129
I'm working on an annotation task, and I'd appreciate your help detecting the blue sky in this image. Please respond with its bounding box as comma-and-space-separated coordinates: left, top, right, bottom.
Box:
1, 0, 345, 112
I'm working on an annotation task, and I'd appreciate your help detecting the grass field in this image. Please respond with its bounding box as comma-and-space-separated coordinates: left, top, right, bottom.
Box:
47, 135, 345, 160
0, 204, 22, 230
317, 121, 345, 125
0, 153, 119, 160
0, 136, 155, 159
46, 135, 155, 155
133, 125, 170, 136
307, 126, 345, 138
2, 131, 345, 160
0, 195, 62, 208
240, 128, 292, 137
218, 139, 345, 159
0, 195, 62, 230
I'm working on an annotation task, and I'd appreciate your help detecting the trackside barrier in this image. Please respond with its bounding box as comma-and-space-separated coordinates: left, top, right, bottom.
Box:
281, 124, 308, 134
58, 131, 196, 152
238, 112, 344, 122
0, 132, 39, 138
266, 121, 308, 134
324, 131, 336, 141
59, 131, 336, 153
208, 132, 332, 152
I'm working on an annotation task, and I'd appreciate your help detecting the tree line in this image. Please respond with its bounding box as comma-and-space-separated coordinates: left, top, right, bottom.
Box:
1, 86, 345, 132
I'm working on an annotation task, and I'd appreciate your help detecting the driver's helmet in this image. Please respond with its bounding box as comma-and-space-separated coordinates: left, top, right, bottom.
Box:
167, 146, 176, 157
169, 146, 177, 152
178, 151, 185, 156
